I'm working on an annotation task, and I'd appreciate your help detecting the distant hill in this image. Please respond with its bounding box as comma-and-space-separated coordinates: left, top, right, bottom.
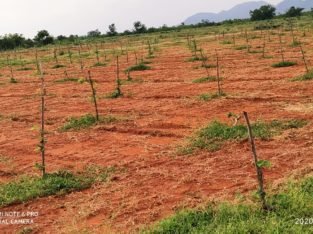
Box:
184, 0, 313, 25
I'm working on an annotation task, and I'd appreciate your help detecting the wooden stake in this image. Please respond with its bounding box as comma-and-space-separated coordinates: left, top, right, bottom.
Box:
262, 34, 266, 58
200, 49, 209, 76
53, 48, 58, 64
87, 71, 99, 121
243, 112, 268, 210
116, 56, 121, 96
279, 33, 285, 62
299, 43, 309, 73
39, 63, 46, 177
215, 49, 222, 96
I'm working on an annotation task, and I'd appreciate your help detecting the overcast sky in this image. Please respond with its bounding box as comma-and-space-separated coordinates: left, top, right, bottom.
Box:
1, 0, 282, 38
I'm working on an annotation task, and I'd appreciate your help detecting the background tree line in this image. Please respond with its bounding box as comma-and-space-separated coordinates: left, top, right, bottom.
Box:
1, 6, 312, 51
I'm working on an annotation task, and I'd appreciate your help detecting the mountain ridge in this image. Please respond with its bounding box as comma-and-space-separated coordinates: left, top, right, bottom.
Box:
184, 0, 313, 25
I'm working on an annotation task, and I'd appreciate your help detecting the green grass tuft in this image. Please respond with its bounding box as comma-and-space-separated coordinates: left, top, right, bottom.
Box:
272, 61, 297, 68
187, 56, 207, 62
55, 78, 80, 83
0, 171, 91, 207
181, 119, 307, 154
52, 64, 66, 69
17, 67, 33, 71
10, 77, 18, 83
292, 70, 313, 81
198, 92, 226, 101
92, 62, 106, 67
60, 114, 117, 131
234, 45, 248, 50
201, 64, 216, 69
290, 40, 301, 47
145, 176, 313, 234
125, 63, 151, 72
220, 40, 232, 45
106, 89, 123, 99
0, 167, 115, 207
192, 76, 218, 83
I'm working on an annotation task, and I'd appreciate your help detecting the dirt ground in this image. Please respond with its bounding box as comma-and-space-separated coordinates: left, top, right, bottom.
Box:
0, 31, 313, 233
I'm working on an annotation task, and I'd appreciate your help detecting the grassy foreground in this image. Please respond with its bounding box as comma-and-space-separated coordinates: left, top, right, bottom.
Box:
145, 176, 313, 233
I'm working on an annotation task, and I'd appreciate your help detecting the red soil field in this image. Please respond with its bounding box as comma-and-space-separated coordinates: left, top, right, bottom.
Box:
0, 31, 313, 233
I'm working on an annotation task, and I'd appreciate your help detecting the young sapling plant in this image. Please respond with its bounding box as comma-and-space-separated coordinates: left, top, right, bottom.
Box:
87, 71, 99, 121
38, 63, 46, 177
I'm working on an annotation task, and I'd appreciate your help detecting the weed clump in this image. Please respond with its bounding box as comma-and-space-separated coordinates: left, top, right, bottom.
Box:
17, 67, 33, 71
0, 167, 115, 207
198, 92, 226, 101
272, 61, 297, 68
60, 114, 117, 131
125, 63, 151, 72
192, 76, 218, 83
235, 45, 248, 50
93, 62, 106, 67
9, 77, 17, 83
292, 70, 313, 81
187, 56, 207, 62
52, 64, 65, 69
180, 119, 307, 154
55, 78, 79, 83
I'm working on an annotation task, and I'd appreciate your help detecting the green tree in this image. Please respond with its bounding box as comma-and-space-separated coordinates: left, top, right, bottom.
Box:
107, 24, 118, 36
285, 6, 304, 17
250, 5, 276, 21
34, 30, 54, 46
87, 29, 101, 38
57, 35, 67, 41
0, 34, 34, 50
133, 21, 147, 33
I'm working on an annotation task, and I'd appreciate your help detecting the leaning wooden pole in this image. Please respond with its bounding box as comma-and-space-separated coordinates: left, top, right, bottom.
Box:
243, 112, 267, 210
